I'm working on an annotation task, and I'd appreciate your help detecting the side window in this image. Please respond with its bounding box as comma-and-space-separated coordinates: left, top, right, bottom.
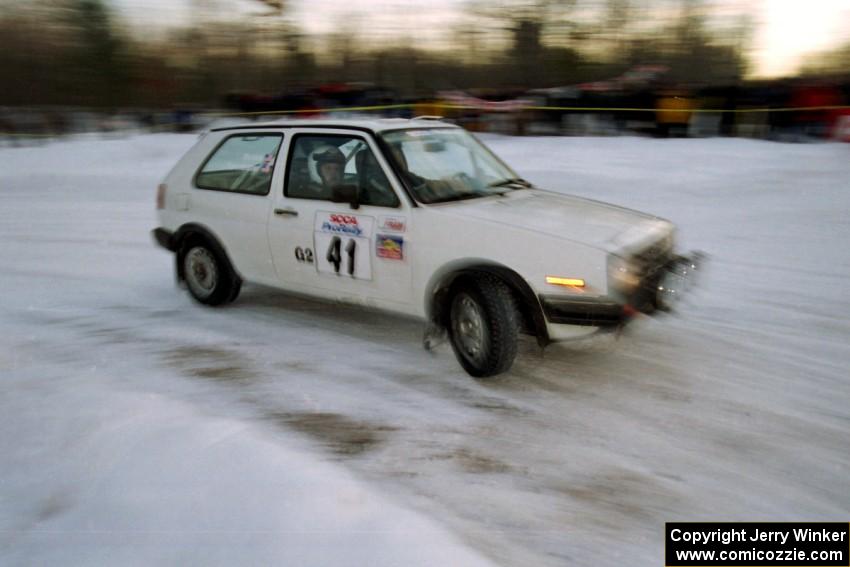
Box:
196, 134, 283, 195
286, 134, 400, 208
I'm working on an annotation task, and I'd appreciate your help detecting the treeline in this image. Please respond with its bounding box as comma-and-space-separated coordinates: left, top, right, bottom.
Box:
0, 0, 836, 110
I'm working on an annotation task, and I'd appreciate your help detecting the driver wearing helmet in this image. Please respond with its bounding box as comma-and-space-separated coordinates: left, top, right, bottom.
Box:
306, 144, 345, 199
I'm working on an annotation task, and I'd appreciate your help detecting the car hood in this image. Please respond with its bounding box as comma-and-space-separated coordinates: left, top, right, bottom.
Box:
431, 189, 668, 251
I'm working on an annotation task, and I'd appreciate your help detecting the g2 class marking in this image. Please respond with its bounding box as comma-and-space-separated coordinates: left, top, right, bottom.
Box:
294, 246, 314, 264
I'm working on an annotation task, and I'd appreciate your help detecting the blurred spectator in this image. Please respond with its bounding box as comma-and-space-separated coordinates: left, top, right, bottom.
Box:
655, 88, 694, 137
173, 109, 195, 133
0, 108, 16, 146
791, 80, 843, 140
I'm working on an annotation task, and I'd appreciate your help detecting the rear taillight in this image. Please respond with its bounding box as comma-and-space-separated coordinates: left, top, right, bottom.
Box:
156, 183, 167, 209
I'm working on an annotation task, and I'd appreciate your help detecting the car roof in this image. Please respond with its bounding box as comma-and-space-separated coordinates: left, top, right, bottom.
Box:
209, 117, 461, 135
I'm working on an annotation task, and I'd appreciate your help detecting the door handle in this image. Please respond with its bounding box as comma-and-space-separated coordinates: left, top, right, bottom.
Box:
274, 207, 298, 217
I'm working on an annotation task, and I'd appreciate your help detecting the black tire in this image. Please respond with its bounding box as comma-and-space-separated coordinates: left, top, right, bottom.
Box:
447, 276, 519, 377
178, 238, 241, 306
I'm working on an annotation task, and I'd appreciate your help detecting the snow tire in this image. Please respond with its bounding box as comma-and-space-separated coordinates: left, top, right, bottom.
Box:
179, 238, 241, 306
448, 276, 519, 377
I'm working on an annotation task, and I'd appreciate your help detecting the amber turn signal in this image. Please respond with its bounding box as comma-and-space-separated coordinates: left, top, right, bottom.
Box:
545, 276, 585, 287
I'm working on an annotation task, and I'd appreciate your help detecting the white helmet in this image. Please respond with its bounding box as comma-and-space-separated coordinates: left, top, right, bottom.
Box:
308, 145, 345, 185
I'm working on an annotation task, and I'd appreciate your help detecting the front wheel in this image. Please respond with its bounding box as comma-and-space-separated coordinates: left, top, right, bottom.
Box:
180, 240, 241, 306
448, 277, 519, 377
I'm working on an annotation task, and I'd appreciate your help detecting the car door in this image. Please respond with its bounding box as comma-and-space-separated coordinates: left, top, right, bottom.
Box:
267, 129, 414, 310
188, 131, 284, 285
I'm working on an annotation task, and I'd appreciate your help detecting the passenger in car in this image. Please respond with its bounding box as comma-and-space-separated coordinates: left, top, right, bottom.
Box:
388, 143, 425, 188
355, 149, 397, 207
388, 142, 452, 200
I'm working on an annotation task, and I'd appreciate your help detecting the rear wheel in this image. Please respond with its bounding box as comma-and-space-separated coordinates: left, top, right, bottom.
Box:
448, 277, 519, 377
180, 239, 241, 306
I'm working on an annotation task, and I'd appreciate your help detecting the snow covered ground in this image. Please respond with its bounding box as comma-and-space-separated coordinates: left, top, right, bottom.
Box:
1, 132, 848, 566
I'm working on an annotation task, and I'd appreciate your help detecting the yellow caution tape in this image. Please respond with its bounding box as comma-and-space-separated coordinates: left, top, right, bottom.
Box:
206, 103, 415, 117
207, 102, 850, 118
438, 104, 850, 114
2, 103, 849, 137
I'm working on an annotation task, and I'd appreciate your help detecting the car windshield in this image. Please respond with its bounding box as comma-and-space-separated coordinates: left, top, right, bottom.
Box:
380, 128, 527, 204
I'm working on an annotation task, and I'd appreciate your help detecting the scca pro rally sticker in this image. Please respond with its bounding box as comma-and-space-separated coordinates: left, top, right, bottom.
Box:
314, 212, 374, 279
376, 234, 404, 260
319, 213, 365, 236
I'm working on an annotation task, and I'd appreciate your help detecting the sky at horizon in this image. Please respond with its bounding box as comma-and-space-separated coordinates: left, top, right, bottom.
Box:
110, 0, 850, 78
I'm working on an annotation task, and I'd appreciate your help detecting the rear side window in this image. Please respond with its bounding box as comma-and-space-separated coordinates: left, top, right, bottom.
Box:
195, 134, 283, 195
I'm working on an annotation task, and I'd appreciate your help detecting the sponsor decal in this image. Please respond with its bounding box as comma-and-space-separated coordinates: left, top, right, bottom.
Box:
320, 213, 363, 236
376, 234, 404, 260
379, 216, 406, 233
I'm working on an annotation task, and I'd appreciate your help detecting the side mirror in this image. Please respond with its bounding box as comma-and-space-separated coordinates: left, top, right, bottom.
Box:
330, 184, 360, 210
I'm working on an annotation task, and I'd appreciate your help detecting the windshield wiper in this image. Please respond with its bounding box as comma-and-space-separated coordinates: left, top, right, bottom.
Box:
488, 177, 531, 188
428, 189, 508, 204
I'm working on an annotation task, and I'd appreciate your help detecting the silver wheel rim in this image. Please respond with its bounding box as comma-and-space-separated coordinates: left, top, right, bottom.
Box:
452, 293, 487, 365
185, 247, 218, 299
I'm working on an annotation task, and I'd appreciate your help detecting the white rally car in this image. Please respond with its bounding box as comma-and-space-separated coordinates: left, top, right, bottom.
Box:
153, 118, 700, 377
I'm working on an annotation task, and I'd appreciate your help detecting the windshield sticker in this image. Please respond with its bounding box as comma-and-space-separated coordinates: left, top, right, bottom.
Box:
260, 153, 275, 174
379, 216, 406, 233
376, 235, 404, 260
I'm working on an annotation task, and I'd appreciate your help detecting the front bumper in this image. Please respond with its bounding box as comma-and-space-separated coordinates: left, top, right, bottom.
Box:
539, 296, 626, 327
540, 251, 705, 329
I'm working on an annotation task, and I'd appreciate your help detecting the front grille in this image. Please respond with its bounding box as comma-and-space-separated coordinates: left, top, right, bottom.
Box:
630, 236, 674, 312
632, 235, 673, 274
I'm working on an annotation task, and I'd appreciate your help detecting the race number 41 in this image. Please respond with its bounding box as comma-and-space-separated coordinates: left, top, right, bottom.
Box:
314, 212, 373, 280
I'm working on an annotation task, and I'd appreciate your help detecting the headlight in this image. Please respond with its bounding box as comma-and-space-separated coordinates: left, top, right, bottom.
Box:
607, 254, 641, 294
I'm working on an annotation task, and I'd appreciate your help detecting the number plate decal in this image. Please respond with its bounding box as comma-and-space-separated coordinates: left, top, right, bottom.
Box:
313, 211, 374, 280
